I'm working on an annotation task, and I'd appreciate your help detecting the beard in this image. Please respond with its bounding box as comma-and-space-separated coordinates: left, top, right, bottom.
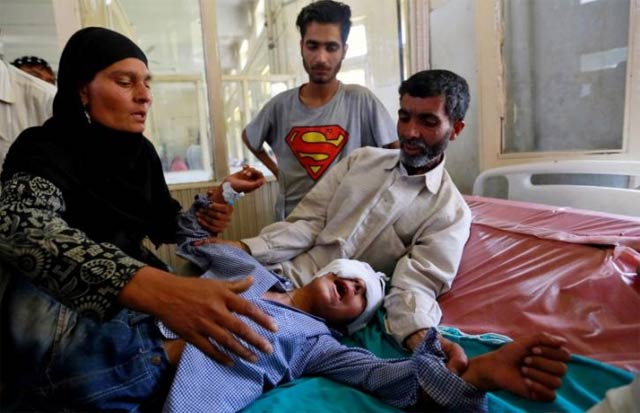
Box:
399, 130, 451, 170
303, 57, 342, 84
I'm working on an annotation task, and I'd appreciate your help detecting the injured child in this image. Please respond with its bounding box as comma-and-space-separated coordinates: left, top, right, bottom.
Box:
2, 195, 570, 413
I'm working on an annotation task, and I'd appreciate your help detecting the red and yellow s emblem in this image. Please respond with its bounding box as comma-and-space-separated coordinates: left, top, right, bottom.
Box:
286, 125, 349, 180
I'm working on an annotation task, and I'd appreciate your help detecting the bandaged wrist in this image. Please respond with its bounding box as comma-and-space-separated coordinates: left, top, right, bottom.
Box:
222, 182, 245, 205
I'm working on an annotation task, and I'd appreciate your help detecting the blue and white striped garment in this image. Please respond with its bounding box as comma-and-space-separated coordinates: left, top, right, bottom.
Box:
158, 198, 486, 413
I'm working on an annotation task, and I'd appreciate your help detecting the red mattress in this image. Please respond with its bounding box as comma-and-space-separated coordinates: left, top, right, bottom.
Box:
440, 196, 640, 371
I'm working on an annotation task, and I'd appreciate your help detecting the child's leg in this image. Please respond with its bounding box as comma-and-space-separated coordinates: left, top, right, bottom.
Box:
2, 274, 173, 411
461, 333, 571, 402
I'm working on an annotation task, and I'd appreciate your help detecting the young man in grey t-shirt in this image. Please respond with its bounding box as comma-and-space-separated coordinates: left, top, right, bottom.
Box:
242, 0, 399, 219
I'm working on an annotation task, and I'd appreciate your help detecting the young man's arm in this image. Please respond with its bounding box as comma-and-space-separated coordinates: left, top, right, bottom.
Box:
360, 87, 399, 149
241, 130, 279, 177
241, 95, 281, 178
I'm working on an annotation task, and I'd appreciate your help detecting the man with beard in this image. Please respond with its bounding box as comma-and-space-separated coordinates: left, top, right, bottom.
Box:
241, 0, 399, 220
205, 69, 473, 370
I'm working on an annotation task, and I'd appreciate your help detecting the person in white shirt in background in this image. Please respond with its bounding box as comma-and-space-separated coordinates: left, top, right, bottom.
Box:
0, 33, 56, 400
11, 55, 56, 85
0, 34, 56, 171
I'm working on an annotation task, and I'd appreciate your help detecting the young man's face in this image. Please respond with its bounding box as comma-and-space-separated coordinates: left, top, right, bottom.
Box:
306, 273, 366, 327
300, 22, 347, 85
397, 94, 465, 173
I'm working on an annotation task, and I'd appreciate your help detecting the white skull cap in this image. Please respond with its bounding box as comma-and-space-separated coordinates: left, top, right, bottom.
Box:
313, 258, 387, 334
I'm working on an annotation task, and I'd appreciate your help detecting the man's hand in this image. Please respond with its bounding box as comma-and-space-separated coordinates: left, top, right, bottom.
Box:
406, 329, 469, 375
225, 165, 266, 193
196, 201, 232, 234
119, 266, 277, 366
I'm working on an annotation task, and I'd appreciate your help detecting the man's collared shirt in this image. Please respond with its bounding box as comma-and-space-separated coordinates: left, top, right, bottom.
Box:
243, 147, 471, 345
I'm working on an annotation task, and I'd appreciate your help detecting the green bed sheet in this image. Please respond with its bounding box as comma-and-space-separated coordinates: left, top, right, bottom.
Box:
243, 312, 634, 413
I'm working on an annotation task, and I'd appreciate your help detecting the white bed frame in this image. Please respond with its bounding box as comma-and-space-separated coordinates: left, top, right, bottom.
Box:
472, 160, 640, 217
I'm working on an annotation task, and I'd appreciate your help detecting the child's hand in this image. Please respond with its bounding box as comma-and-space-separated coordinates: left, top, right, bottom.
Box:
462, 333, 570, 402
225, 165, 266, 193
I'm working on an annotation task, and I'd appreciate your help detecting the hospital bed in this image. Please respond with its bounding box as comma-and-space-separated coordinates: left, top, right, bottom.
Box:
242, 160, 640, 413
472, 160, 640, 217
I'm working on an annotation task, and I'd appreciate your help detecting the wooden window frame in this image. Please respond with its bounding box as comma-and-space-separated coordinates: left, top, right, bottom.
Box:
475, 0, 640, 171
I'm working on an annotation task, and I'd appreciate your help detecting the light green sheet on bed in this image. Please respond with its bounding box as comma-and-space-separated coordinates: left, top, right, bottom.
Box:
243, 312, 634, 413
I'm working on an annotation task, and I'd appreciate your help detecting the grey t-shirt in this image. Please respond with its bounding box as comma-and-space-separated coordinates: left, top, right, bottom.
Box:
245, 82, 396, 219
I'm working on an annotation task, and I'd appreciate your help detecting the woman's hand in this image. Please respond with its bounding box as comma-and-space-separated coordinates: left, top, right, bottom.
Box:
119, 266, 277, 366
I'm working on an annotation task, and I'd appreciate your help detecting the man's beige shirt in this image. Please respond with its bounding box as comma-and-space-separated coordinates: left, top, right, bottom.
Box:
243, 147, 471, 345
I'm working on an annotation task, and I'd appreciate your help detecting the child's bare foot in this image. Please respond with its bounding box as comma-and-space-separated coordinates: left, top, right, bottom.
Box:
461, 333, 571, 401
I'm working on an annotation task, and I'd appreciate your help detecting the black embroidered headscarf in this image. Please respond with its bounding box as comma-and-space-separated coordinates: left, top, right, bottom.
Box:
1, 27, 181, 264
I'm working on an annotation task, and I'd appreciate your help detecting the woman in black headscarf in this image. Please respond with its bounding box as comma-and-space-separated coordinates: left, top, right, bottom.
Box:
0, 27, 275, 400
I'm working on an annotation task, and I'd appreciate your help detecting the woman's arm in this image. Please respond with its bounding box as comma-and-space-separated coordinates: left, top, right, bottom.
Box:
0, 172, 144, 320
0, 172, 276, 365
118, 266, 276, 366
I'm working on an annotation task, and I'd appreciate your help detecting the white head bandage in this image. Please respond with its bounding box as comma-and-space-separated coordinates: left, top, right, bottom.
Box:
313, 259, 387, 334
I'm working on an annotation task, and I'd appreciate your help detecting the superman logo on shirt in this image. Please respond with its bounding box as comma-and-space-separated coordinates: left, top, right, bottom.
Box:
285, 125, 349, 180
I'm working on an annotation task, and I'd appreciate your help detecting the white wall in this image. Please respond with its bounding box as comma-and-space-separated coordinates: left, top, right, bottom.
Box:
0, 0, 59, 67
430, 0, 479, 194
